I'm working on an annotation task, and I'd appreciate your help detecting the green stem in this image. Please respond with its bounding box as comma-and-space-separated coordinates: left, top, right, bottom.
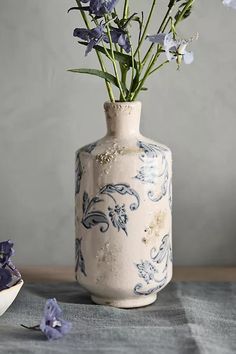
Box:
137, 11, 144, 68
131, 50, 165, 101
148, 60, 168, 75
75, 0, 115, 102
105, 18, 126, 101
127, 42, 135, 100
134, 0, 157, 58
118, 0, 129, 95
123, 0, 129, 19
142, 1, 175, 67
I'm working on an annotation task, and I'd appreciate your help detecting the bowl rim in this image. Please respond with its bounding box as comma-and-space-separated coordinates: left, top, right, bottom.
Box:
0, 279, 24, 296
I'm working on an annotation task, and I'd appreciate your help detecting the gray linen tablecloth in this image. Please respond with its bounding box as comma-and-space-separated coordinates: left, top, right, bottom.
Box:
0, 282, 235, 354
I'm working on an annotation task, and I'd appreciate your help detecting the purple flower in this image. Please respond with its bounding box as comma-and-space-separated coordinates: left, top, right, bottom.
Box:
40, 298, 72, 340
0, 240, 14, 267
147, 32, 196, 65
73, 24, 106, 55
223, 0, 236, 9
80, 0, 118, 16
0, 240, 21, 291
110, 28, 131, 53
0, 268, 12, 291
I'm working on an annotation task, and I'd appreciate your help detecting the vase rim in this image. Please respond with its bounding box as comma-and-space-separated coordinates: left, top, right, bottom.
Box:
104, 101, 141, 107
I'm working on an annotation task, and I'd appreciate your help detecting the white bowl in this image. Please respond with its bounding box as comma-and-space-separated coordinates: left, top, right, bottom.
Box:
0, 280, 24, 316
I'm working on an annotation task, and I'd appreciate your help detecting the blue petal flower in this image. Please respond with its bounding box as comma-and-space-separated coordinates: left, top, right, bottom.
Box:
73, 24, 106, 55
0, 240, 21, 291
40, 298, 72, 340
0, 240, 14, 267
81, 0, 118, 16
110, 28, 131, 53
147, 32, 195, 65
222, 0, 236, 9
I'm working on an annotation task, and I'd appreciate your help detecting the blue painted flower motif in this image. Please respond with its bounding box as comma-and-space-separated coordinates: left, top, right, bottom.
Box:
135, 165, 159, 184
80, 0, 118, 16
110, 28, 131, 53
136, 261, 157, 284
73, 24, 106, 55
108, 204, 128, 235
223, 0, 236, 9
81, 183, 139, 235
40, 298, 72, 340
134, 234, 172, 296
147, 32, 195, 65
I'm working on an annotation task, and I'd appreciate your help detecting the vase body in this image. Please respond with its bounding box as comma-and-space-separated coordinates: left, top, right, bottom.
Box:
75, 101, 172, 308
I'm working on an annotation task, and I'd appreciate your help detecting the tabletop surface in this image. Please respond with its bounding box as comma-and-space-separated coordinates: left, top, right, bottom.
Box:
1, 267, 236, 354
20, 266, 236, 282
0, 280, 235, 354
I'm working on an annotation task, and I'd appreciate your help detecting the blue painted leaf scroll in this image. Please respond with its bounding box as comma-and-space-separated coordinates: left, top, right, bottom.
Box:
135, 141, 169, 203
75, 142, 97, 195
75, 238, 86, 277
81, 183, 140, 236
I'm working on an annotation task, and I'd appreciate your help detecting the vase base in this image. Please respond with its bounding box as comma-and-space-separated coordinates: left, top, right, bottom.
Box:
91, 293, 157, 309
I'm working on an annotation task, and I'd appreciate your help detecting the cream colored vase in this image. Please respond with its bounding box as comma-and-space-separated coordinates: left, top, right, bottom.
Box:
75, 101, 172, 308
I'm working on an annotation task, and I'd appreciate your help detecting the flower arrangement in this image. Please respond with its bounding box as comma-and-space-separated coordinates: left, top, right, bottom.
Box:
68, 0, 235, 103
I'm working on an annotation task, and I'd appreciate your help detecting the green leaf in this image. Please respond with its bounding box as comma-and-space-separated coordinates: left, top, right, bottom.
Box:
67, 6, 89, 13
130, 71, 140, 94
67, 68, 127, 93
78, 41, 138, 69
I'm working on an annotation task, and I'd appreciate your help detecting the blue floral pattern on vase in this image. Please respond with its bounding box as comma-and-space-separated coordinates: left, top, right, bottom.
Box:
81, 183, 140, 236
135, 141, 169, 203
136, 260, 157, 284
75, 142, 97, 195
151, 234, 172, 272
108, 204, 128, 236
75, 238, 86, 278
134, 233, 172, 295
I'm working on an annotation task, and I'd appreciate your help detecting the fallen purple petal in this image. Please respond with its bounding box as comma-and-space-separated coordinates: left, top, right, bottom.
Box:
40, 298, 72, 340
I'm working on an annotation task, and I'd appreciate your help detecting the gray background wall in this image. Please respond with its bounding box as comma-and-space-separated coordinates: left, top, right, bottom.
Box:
0, 0, 235, 266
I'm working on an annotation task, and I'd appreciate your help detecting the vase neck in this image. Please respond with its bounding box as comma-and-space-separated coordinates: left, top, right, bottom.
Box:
104, 101, 141, 138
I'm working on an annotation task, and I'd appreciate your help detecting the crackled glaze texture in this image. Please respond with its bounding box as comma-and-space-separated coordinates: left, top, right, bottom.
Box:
75, 102, 172, 308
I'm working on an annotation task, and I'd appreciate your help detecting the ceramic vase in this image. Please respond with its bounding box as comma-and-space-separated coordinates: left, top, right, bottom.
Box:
75, 101, 172, 308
